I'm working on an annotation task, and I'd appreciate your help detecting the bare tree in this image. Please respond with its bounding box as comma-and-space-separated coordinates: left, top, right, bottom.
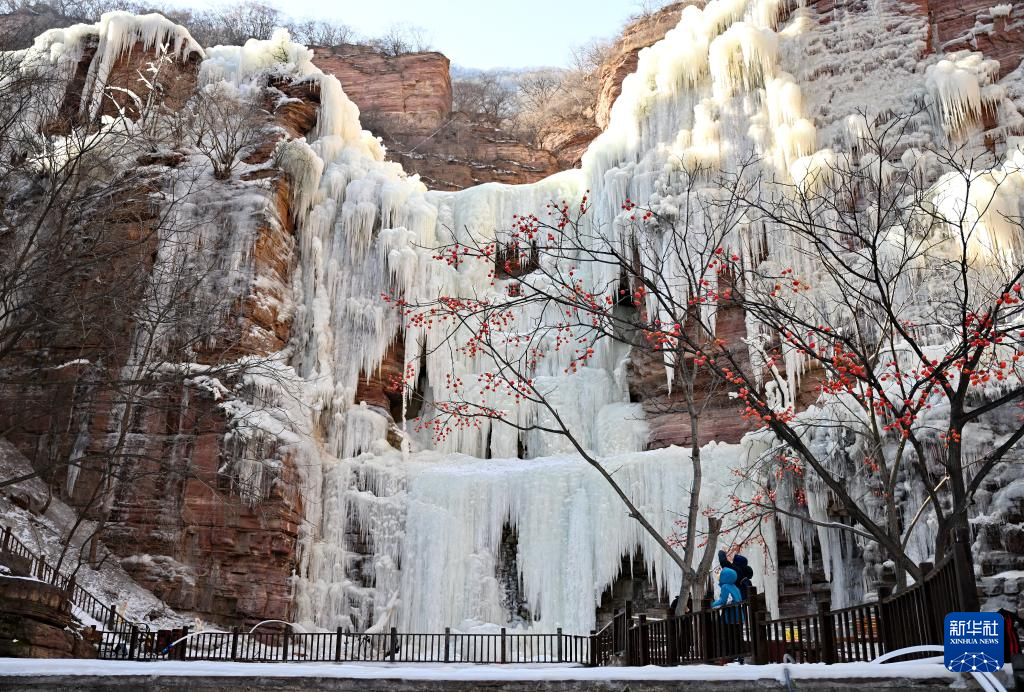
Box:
285, 18, 356, 48
367, 22, 432, 56
399, 110, 1024, 612
187, 81, 269, 180
694, 118, 1024, 607
452, 75, 517, 127
186, 1, 280, 45
395, 176, 744, 614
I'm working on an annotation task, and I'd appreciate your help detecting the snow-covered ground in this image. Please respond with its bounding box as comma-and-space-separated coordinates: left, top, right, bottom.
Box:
0, 658, 977, 683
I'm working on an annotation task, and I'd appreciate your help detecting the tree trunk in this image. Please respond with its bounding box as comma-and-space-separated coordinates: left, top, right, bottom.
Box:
945, 423, 979, 611
688, 515, 720, 614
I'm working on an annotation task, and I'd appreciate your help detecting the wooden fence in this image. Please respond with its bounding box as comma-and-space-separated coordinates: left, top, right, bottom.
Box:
592, 557, 962, 667
1, 528, 964, 667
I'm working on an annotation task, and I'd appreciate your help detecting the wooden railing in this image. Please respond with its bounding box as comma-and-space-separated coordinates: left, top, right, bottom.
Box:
877, 558, 959, 654
760, 557, 959, 665
595, 557, 961, 668
624, 603, 755, 666
831, 600, 883, 663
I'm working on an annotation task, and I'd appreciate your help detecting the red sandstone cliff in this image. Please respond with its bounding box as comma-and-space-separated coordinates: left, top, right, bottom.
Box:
312, 45, 562, 189
924, 0, 1024, 78
0, 39, 316, 629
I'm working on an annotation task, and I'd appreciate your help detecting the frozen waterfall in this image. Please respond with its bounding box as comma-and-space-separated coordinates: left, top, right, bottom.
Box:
35, 0, 1024, 635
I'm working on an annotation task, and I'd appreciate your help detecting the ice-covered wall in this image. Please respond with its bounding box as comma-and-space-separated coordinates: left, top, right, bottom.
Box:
258, 0, 1024, 632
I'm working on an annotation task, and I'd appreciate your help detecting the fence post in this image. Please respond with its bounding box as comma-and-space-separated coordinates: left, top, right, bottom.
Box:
699, 607, 712, 662
918, 561, 937, 642
1, 526, 10, 552
178, 626, 189, 661
877, 585, 892, 653
556, 627, 563, 663
638, 614, 649, 666
500, 627, 507, 664
666, 614, 678, 665
752, 591, 769, 665
389, 627, 397, 662
127, 626, 138, 660
588, 629, 597, 667
106, 605, 117, 630
230, 627, 239, 661
817, 596, 837, 664
282, 629, 290, 661
444, 627, 450, 663
335, 626, 343, 662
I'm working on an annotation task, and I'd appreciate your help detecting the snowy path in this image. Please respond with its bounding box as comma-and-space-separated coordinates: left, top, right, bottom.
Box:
0, 658, 969, 682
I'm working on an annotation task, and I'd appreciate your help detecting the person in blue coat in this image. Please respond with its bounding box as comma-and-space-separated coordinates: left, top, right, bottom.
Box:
711, 567, 743, 609
712, 567, 745, 663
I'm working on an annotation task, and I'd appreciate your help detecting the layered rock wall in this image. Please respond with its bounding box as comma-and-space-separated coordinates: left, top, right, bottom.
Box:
0, 576, 97, 658
0, 38, 312, 629
313, 45, 562, 189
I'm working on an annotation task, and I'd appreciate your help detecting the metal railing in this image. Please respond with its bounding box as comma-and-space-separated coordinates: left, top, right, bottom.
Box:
99, 626, 591, 665
1, 526, 148, 636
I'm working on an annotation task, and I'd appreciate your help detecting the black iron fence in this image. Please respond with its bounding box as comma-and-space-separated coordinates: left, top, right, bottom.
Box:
592, 557, 961, 667
99, 626, 592, 665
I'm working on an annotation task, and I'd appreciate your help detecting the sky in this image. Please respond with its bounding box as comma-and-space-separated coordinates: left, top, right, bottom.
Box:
185, 0, 652, 69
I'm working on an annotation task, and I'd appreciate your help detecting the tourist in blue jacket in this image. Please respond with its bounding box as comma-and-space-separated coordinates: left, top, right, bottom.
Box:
712, 567, 745, 662
712, 567, 743, 609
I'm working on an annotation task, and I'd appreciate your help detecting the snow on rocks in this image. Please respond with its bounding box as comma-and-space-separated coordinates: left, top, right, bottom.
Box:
925, 51, 1002, 140
19, 11, 203, 126
0, 438, 183, 629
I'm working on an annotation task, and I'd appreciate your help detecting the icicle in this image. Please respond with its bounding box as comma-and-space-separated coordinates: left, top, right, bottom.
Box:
708, 22, 778, 101
81, 12, 203, 120
924, 52, 1000, 141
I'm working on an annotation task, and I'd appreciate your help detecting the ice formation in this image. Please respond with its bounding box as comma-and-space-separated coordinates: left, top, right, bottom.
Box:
279, 0, 1017, 631
11, 0, 1024, 635
925, 52, 1002, 140
18, 11, 202, 128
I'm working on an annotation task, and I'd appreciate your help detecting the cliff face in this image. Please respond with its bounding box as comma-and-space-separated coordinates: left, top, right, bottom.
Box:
312, 45, 561, 189
595, 2, 697, 131
104, 112, 306, 625
923, 0, 1024, 78
0, 34, 314, 628
312, 45, 452, 134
